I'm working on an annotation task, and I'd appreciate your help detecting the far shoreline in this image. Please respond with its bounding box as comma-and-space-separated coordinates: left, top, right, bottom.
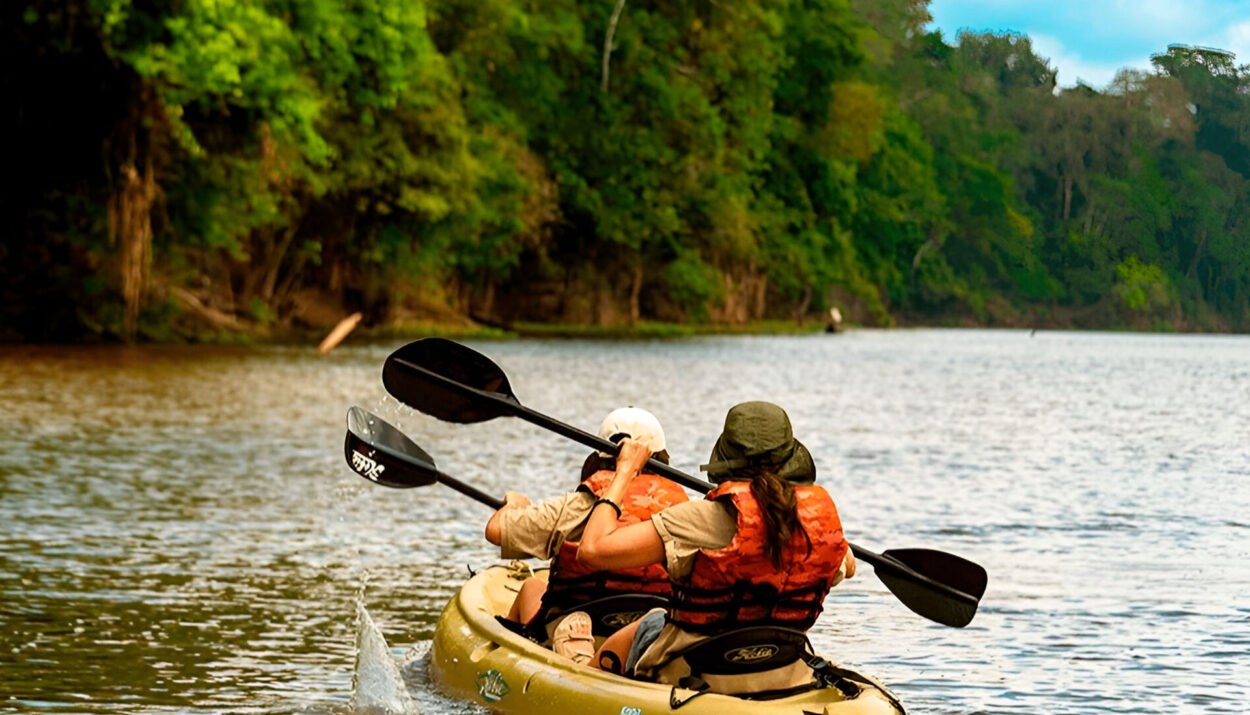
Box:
5, 315, 1248, 349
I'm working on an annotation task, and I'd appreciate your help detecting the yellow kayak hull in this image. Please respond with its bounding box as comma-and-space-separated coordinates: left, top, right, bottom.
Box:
429, 563, 906, 715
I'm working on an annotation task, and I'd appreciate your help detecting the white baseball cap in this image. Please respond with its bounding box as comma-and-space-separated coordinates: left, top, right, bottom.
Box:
597, 407, 666, 457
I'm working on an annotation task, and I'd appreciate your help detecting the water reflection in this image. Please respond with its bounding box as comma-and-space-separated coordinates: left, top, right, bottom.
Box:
1, 332, 1248, 714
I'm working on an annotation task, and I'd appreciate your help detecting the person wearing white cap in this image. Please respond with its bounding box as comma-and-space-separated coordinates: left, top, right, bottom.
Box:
484, 407, 689, 664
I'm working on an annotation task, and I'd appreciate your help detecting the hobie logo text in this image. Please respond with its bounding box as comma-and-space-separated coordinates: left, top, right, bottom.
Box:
725, 645, 779, 663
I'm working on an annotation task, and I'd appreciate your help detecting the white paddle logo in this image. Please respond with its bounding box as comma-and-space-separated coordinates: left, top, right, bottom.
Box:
351, 449, 386, 481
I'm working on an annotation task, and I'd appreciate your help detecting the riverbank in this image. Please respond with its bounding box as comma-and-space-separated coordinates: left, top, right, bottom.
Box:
8, 280, 1236, 346
20, 310, 1241, 347
164, 317, 831, 348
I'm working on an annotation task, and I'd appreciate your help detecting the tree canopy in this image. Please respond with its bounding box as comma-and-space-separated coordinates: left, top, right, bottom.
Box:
5, 1, 1250, 340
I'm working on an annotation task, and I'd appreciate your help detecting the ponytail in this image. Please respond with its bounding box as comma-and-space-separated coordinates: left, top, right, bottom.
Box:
747, 469, 809, 569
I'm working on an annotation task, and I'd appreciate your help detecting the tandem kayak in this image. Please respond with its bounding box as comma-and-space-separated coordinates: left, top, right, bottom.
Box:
428, 563, 906, 715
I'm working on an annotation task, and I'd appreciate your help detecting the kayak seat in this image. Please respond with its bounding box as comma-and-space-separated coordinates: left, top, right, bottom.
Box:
494, 594, 671, 645
663, 626, 864, 708
677, 625, 811, 676
549, 593, 670, 638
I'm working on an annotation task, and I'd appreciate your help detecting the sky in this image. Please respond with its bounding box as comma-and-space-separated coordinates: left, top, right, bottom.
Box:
928, 0, 1250, 88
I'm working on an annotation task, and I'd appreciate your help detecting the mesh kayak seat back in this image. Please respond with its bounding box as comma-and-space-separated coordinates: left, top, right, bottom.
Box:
678, 626, 810, 675
557, 593, 670, 637
496, 594, 670, 644
665, 627, 863, 709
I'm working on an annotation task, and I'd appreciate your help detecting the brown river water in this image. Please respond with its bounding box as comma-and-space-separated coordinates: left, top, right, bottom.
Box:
1, 331, 1248, 714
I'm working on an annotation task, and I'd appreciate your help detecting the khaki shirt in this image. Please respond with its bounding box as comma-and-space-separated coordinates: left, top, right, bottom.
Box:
498, 491, 595, 561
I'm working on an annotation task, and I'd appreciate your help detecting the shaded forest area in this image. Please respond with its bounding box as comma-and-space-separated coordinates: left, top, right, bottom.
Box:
5, 0, 1250, 342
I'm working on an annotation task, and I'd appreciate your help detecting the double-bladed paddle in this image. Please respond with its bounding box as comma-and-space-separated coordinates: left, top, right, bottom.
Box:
377, 338, 988, 628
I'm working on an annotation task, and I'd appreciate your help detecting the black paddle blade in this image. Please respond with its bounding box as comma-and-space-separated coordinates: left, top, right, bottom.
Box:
345, 406, 439, 488
382, 338, 519, 423
874, 548, 988, 628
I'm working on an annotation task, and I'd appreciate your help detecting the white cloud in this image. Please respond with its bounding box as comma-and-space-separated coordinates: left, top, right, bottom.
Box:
1211, 20, 1250, 64
1029, 33, 1146, 90
1102, 0, 1211, 40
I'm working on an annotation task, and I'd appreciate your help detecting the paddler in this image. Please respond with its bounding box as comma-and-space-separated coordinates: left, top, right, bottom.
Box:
484, 407, 689, 663
576, 401, 856, 693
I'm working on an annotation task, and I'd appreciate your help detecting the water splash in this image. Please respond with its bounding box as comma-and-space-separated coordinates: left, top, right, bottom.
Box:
351, 596, 420, 715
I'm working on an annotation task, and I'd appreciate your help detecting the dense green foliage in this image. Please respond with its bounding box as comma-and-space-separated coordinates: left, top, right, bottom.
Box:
5, 0, 1250, 340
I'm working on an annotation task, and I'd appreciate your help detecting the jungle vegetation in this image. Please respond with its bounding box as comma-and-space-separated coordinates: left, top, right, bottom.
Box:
5, 0, 1250, 341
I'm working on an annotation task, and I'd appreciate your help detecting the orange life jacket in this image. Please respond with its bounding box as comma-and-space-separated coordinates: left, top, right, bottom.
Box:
542, 470, 689, 612
669, 480, 848, 633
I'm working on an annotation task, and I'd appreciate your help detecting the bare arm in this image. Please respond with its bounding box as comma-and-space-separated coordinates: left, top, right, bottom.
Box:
484, 491, 532, 545
578, 519, 666, 570
577, 438, 665, 569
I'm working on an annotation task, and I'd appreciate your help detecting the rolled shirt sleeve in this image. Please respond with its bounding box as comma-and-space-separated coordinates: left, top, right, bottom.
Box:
498, 491, 595, 561
650, 499, 737, 581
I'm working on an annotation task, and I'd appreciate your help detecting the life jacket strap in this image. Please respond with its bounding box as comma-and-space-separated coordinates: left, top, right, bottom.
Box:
669, 579, 829, 631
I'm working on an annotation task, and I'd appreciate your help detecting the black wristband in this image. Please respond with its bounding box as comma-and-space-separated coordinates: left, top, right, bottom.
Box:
593, 497, 622, 518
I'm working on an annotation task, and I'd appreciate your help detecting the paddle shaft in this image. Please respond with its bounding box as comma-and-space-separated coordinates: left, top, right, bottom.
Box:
392, 357, 702, 486
392, 356, 976, 608
437, 470, 506, 510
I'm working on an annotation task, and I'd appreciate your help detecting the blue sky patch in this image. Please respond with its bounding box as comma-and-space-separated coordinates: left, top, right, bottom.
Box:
928, 0, 1250, 88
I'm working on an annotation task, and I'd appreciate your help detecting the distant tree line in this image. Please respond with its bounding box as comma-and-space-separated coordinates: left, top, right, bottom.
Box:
4, 0, 1249, 340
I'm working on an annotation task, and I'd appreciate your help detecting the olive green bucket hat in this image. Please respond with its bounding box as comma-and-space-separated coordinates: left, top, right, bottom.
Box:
700, 401, 816, 484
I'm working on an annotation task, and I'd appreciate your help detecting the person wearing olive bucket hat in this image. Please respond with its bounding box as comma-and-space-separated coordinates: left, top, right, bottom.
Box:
575, 401, 856, 695
701, 400, 817, 484
483, 407, 689, 663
